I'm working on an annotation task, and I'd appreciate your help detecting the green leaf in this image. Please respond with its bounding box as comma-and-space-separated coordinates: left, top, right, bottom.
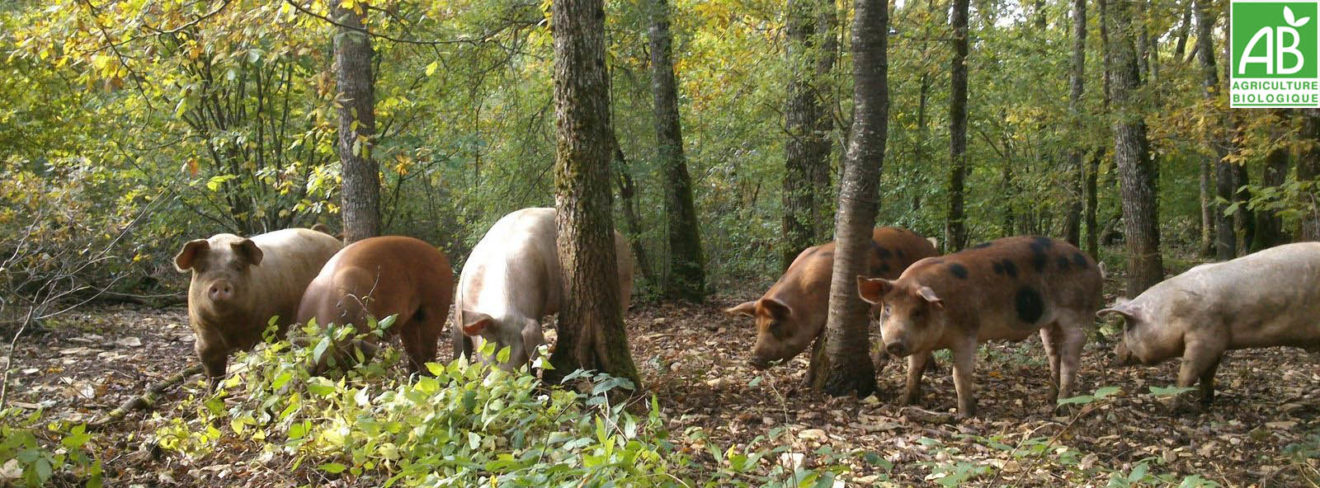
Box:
319, 462, 348, 474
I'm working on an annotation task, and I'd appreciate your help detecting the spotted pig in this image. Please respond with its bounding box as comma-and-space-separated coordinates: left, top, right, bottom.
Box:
858, 236, 1102, 417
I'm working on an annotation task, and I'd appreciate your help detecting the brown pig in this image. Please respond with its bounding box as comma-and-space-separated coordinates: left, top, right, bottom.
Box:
175, 228, 343, 381
725, 227, 938, 369
1099, 242, 1320, 407
297, 236, 455, 373
858, 236, 1102, 417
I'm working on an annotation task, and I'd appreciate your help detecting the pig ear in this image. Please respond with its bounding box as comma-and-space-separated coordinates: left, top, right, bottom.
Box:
760, 298, 791, 319
724, 301, 758, 318
916, 286, 943, 308
174, 239, 209, 272
461, 311, 494, 336
232, 239, 264, 267
856, 276, 894, 304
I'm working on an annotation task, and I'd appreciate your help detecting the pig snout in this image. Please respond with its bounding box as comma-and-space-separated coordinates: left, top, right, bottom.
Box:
748, 355, 771, 370
1112, 340, 1137, 367
207, 281, 236, 302
885, 341, 910, 358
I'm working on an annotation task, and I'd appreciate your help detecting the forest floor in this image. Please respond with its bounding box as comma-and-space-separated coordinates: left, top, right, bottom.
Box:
2, 298, 1318, 486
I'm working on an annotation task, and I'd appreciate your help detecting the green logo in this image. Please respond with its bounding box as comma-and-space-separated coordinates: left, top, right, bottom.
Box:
1231, 0, 1320, 107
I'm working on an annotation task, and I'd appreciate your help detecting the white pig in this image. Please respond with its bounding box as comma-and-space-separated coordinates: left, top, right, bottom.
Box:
1100, 242, 1320, 407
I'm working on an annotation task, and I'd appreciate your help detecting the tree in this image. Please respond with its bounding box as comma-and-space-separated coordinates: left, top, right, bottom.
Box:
1193, 0, 1233, 260
1252, 111, 1291, 251
549, 0, 640, 386
782, 0, 837, 268
809, 0, 888, 397
334, 1, 380, 243
1110, 0, 1164, 295
648, 0, 707, 302
1063, 0, 1087, 247
945, 0, 970, 252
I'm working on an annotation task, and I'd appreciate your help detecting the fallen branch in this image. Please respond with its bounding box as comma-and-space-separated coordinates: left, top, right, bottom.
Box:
89, 364, 203, 430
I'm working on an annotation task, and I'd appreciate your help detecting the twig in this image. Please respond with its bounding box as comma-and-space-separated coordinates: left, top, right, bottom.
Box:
282, 0, 510, 47
88, 364, 204, 430
0, 307, 38, 409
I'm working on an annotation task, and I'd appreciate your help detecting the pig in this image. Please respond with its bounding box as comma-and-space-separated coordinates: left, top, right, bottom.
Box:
1099, 242, 1320, 407
454, 207, 633, 370
725, 227, 938, 370
297, 236, 454, 373
174, 228, 343, 382
857, 236, 1102, 417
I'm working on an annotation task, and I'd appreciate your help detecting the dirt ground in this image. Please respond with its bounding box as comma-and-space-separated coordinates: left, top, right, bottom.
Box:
2, 300, 1317, 486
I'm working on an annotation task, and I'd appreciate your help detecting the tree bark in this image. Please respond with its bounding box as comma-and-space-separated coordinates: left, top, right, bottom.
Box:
549, 0, 640, 386
334, 2, 379, 243
782, 0, 837, 269
1063, 0, 1087, 247
1110, 0, 1164, 295
1199, 156, 1215, 255
809, 0, 887, 398
649, 0, 707, 302
945, 0, 970, 252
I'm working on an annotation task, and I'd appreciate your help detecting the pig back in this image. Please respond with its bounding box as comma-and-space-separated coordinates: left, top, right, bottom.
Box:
907, 236, 1102, 331
1144, 242, 1320, 348
298, 236, 454, 333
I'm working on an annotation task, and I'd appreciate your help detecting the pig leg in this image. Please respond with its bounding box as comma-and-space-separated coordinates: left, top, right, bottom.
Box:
950, 338, 979, 418
1044, 317, 1087, 404
1039, 324, 1062, 401
401, 323, 440, 374
1176, 334, 1227, 410
901, 352, 929, 405
195, 328, 229, 388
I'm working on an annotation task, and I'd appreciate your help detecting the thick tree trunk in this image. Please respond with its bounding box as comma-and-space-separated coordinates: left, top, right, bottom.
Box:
610, 134, 655, 284
1173, 2, 1191, 59
809, 0, 887, 398
1063, 0, 1087, 247
945, 0, 970, 252
649, 0, 706, 302
333, 3, 379, 243
548, 0, 640, 386
1110, 0, 1163, 295
1300, 109, 1320, 240
782, 0, 837, 269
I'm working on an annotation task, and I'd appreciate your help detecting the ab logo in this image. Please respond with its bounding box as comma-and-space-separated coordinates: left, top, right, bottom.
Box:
1230, 0, 1320, 107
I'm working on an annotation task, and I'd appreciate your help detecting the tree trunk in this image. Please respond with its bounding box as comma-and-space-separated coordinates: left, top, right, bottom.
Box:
334, 3, 379, 243
1252, 114, 1291, 251
1199, 156, 1215, 255
1173, 0, 1191, 60
945, 0, 970, 252
548, 0, 640, 386
1063, 0, 1087, 247
782, 0, 837, 269
1110, 0, 1164, 296
808, 0, 887, 398
1300, 109, 1320, 240
649, 0, 707, 302
1234, 157, 1254, 254
1086, 0, 1111, 259
610, 134, 655, 285
1192, 0, 1233, 260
